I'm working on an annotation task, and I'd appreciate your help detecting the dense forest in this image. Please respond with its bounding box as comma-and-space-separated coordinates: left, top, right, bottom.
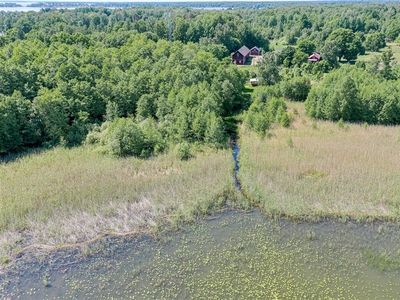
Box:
1, 3, 400, 155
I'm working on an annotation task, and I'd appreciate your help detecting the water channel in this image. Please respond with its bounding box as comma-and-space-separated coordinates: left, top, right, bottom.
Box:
1, 143, 400, 298
232, 139, 242, 191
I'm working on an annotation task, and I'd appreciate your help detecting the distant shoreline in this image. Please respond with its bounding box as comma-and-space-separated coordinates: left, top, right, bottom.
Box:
0, 0, 390, 11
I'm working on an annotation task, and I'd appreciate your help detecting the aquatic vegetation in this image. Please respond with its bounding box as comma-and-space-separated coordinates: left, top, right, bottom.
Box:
365, 250, 400, 272
2, 211, 400, 299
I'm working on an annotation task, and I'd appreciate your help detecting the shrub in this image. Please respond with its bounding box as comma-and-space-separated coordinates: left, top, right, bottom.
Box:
140, 118, 165, 155
174, 142, 191, 160
337, 118, 345, 129
244, 96, 289, 135
286, 136, 294, 148
280, 112, 291, 127
205, 114, 226, 147
305, 66, 400, 125
105, 118, 145, 157
281, 76, 311, 102
85, 124, 102, 145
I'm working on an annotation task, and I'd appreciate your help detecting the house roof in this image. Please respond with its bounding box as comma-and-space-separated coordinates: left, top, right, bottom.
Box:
250, 46, 260, 51
309, 52, 321, 60
237, 45, 250, 57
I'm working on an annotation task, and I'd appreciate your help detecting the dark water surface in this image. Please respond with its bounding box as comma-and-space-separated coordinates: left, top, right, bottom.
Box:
2, 210, 400, 299
233, 140, 242, 191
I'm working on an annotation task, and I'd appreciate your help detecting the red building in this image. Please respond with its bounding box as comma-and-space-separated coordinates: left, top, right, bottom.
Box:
250, 46, 261, 55
308, 52, 322, 63
232, 46, 250, 65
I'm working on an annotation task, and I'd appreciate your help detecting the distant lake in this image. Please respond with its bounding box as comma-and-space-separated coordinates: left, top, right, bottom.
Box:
0, 3, 230, 12
0, 5, 82, 12
0, 5, 227, 12
191, 7, 228, 10
0, 6, 42, 12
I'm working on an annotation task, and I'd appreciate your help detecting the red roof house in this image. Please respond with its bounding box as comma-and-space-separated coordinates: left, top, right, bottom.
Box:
250, 46, 261, 55
308, 52, 322, 63
232, 45, 251, 65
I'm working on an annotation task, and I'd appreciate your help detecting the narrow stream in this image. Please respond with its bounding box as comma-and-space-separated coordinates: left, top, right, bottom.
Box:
232, 139, 242, 191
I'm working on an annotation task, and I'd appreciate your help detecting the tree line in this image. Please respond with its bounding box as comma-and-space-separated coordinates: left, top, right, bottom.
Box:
2, 4, 400, 154
0, 30, 247, 154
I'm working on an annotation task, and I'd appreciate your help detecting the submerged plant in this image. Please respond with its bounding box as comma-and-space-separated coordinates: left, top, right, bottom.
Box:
306, 230, 317, 241
365, 250, 400, 271
43, 273, 50, 288
1, 257, 9, 264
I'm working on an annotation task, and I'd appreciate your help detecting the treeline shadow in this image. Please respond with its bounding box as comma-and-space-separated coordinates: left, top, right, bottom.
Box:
0, 147, 47, 164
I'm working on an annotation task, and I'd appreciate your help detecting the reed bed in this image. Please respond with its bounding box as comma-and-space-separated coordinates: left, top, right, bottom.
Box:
239, 102, 400, 220
0, 146, 235, 260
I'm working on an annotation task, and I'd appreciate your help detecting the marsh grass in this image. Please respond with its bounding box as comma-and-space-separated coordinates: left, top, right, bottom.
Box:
239, 102, 400, 220
0, 145, 236, 261
365, 250, 400, 271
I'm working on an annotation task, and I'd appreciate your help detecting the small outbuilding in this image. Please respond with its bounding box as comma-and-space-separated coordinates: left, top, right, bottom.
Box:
232, 45, 251, 65
308, 52, 322, 63
250, 78, 260, 86
250, 46, 261, 55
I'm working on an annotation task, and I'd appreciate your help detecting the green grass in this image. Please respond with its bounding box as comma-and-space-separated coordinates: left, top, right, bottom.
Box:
0, 145, 237, 260
357, 42, 400, 62
237, 64, 258, 75
238, 102, 400, 221
384, 43, 400, 60
357, 51, 381, 62
269, 39, 288, 51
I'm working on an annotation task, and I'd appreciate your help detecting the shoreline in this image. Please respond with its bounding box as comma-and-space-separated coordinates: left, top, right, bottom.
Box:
3, 207, 400, 298
2, 202, 400, 275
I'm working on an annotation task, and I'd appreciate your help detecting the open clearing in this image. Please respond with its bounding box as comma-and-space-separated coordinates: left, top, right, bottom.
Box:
358, 42, 400, 62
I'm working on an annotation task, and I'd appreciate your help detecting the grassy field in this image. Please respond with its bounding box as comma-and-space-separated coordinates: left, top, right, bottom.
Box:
0, 146, 238, 262
239, 102, 400, 221
358, 42, 400, 62
269, 39, 288, 51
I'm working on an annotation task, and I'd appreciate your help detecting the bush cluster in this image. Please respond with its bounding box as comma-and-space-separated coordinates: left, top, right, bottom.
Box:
305, 66, 400, 124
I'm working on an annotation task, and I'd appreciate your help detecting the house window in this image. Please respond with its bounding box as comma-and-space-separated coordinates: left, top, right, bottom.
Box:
239, 60, 241, 64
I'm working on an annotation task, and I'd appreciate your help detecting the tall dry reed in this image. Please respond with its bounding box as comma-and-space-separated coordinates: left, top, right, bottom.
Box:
0, 146, 235, 260
239, 102, 400, 220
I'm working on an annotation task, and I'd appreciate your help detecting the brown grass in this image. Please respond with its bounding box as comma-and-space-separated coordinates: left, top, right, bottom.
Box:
239, 102, 400, 220
0, 146, 235, 264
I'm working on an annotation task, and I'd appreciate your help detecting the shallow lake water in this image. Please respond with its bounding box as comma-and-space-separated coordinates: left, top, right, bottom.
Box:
2, 210, 400, 299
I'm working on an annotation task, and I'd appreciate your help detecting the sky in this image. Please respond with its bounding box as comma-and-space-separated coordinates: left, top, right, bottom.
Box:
7, 0, 304, 2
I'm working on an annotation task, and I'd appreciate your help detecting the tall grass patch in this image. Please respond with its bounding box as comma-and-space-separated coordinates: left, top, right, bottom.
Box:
239, 102, 400, 220
0, 145, 234, 259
